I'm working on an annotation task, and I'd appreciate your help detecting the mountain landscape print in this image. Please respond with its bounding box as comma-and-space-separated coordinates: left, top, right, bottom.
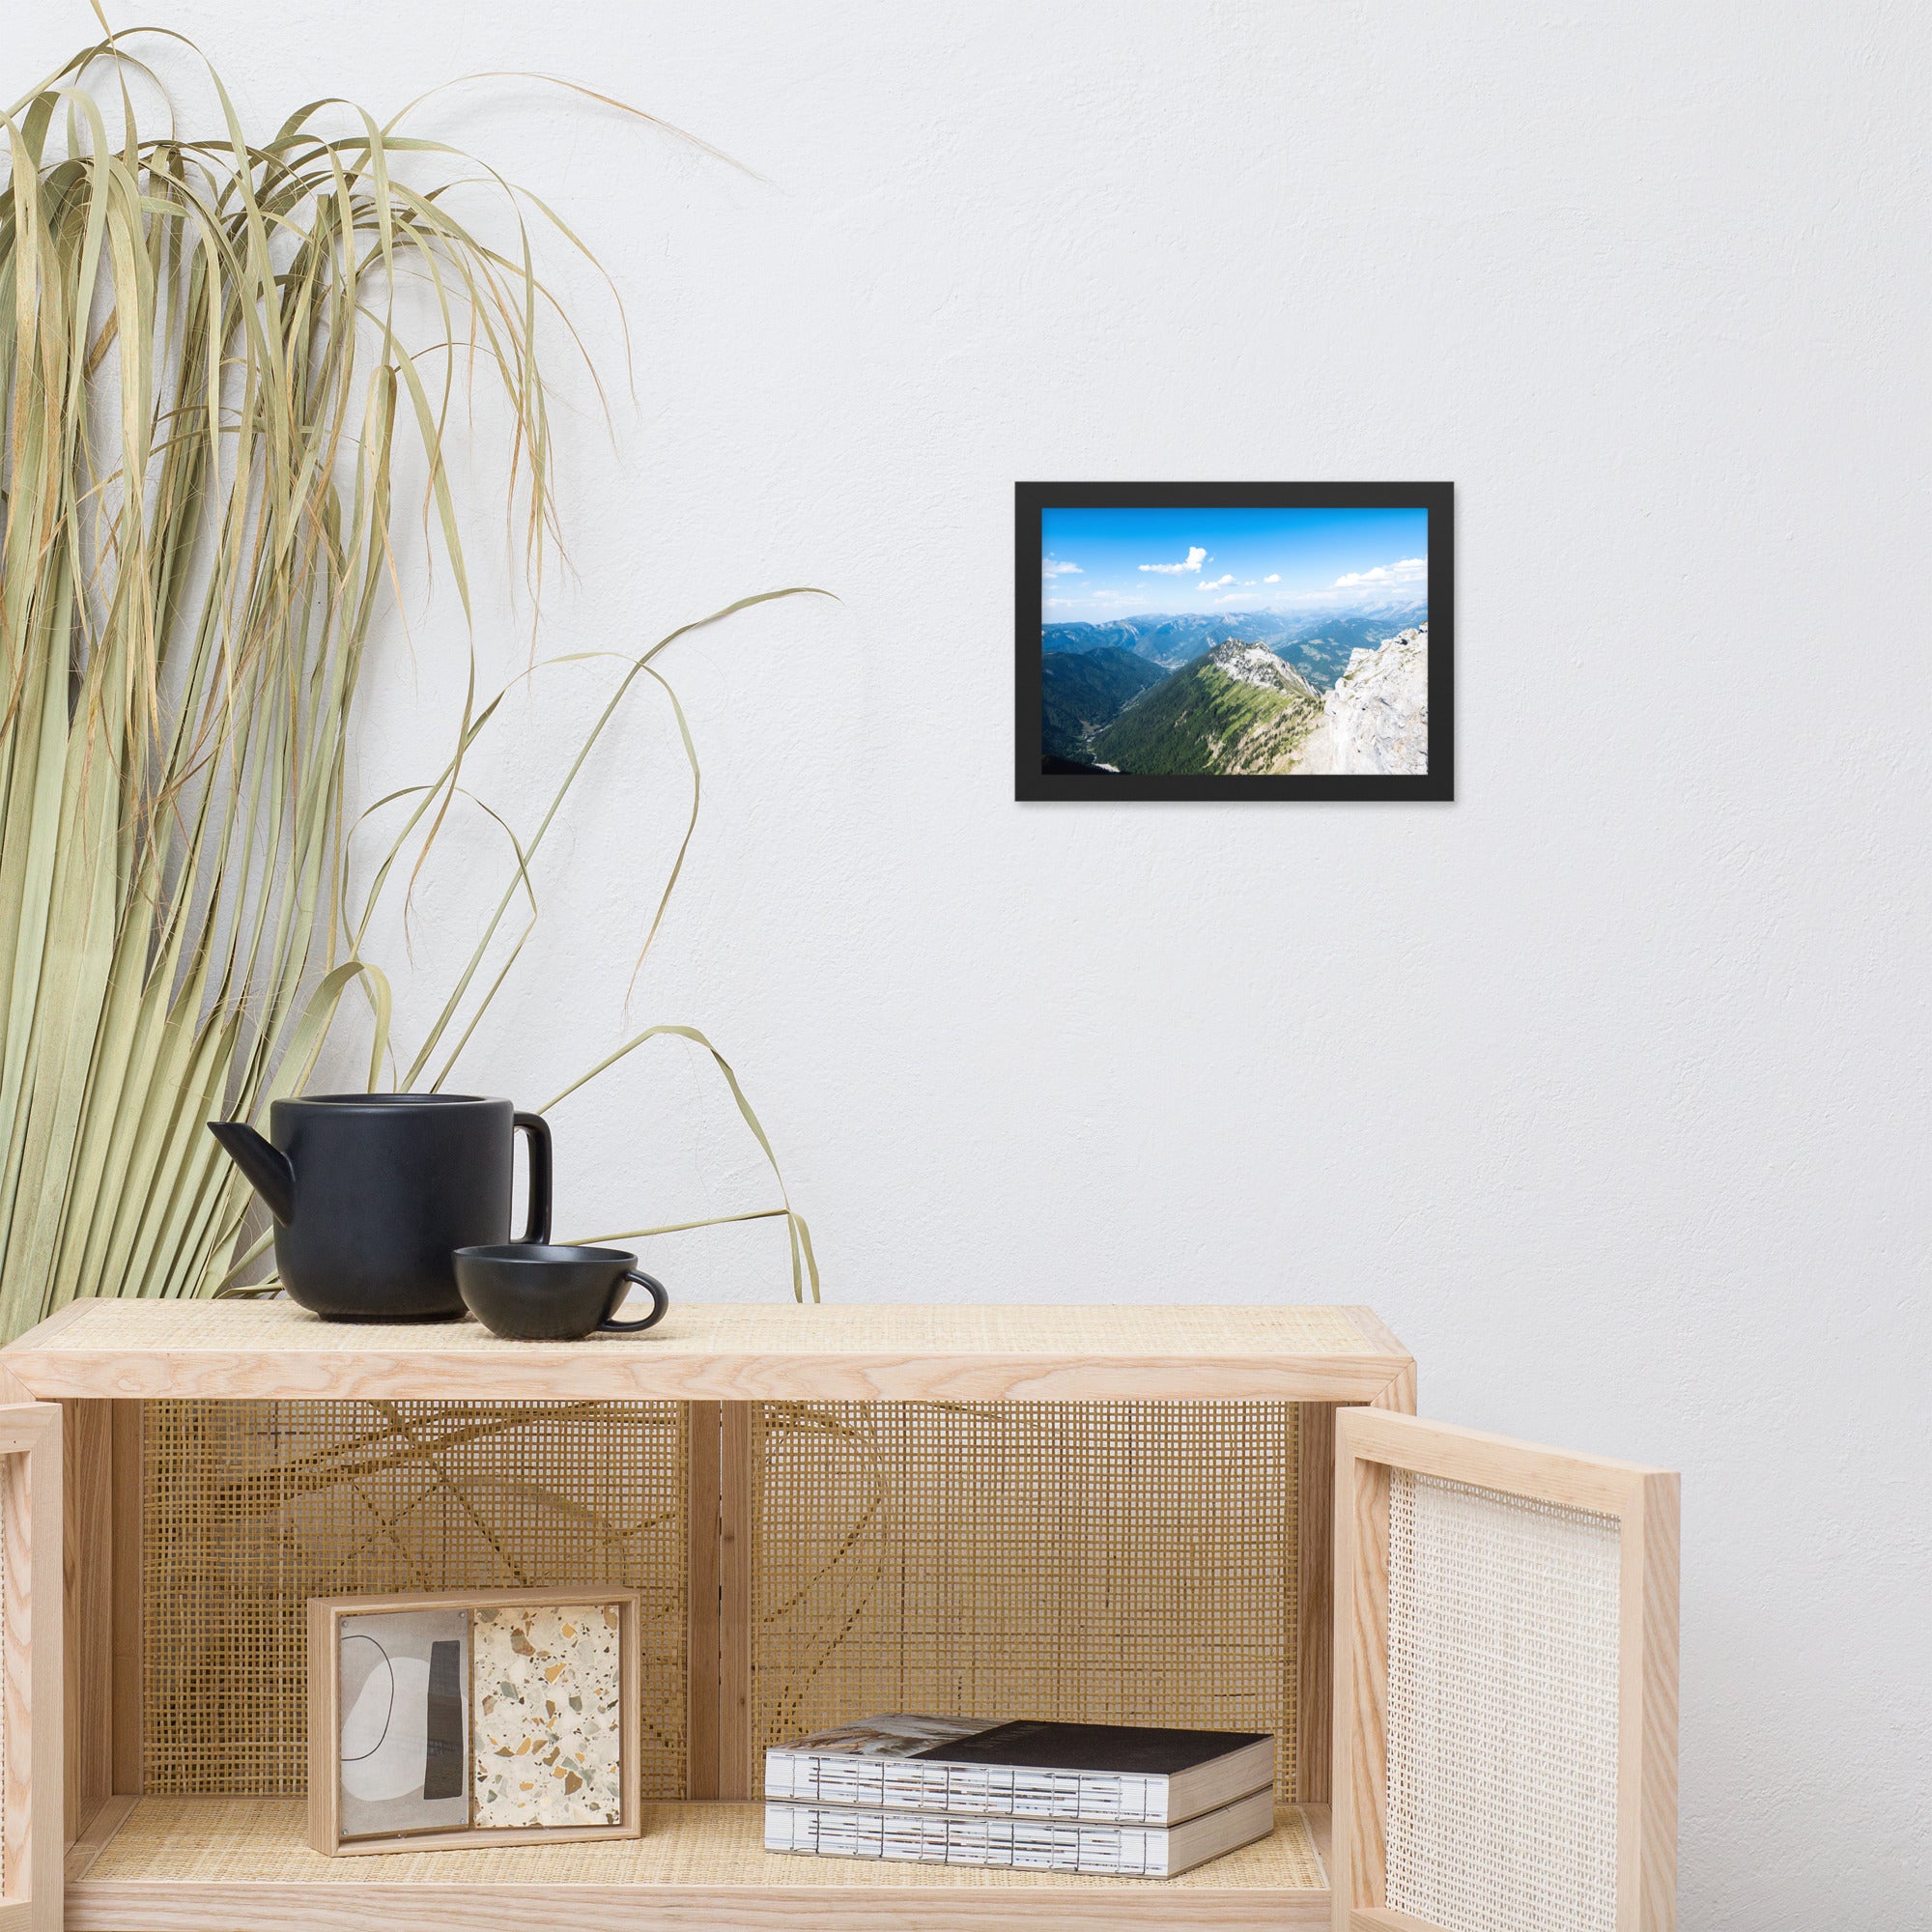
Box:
1017, 485, 1452, 802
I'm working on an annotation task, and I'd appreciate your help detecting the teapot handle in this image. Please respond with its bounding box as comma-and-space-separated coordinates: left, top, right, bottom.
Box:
513, 1112, 553, 1244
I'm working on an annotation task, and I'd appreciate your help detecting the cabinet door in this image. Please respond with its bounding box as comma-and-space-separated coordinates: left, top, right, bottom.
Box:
0, 1405, 60, 1932
1333, 1408, 1677, 1932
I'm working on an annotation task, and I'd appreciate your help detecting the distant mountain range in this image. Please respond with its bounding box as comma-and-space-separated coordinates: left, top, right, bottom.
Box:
1041, 600, 1425, 692
1040, 623, 1430, 779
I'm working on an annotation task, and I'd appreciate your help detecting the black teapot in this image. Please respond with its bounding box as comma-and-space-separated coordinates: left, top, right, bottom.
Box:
209, 1094, 551, 1321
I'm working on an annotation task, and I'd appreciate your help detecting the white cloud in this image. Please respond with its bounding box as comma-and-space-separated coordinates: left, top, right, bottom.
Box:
1194, 573, 1236, 590
1140, 546, 1208, 575
1263, 573, 1281, 583
1334, 556, 1427, 588
1044, 597, 1078, 608
1042, 555, 1082, 579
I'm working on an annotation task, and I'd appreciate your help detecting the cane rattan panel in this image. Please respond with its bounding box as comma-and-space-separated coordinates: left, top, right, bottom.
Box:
751, 1401, 1301, 1798
142, 1401, 686, 1797
1384, 1469, 1622, 1932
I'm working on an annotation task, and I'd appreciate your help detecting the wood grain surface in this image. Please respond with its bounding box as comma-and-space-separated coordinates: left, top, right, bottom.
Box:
3, 1301, 1412, 1406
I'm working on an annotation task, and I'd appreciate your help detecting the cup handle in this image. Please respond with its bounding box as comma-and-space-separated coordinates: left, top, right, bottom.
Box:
600, 1270, 669, 1334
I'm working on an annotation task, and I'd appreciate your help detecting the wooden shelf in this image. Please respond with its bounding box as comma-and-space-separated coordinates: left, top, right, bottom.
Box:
30, 1305, 1404, 1930
2, 1298, 1413, 1404
65, 1797, 1333, 1930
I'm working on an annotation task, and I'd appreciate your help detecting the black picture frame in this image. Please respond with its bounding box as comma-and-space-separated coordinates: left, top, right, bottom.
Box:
1014, 480, 1454, 802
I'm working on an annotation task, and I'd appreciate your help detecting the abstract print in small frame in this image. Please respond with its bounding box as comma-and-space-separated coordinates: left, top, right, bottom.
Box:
308, 1585, 641, 1855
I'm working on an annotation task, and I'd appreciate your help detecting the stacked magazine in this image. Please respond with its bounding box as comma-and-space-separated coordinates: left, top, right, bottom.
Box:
764, 1714, 1276, 1878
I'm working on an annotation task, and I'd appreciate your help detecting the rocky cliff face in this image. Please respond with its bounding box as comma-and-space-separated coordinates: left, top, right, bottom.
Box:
1292, 624, 1429, 775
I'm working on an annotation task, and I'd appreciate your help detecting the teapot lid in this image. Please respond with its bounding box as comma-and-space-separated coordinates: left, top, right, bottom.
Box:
281, 1092, 507, 1108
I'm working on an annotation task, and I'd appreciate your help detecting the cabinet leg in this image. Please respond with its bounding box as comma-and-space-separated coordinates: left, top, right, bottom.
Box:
685, 1401, 755, 1801
718, 1403, 753, 1799
686, 1402, 722, 1798
1296, 1403, 1335, 1806
62, 1399, 112, 1841
110, 1400, 142, 1795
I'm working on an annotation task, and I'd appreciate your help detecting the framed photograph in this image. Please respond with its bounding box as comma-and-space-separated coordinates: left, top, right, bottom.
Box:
307, 1586, 642, 1856
1015, 480, 1453, 801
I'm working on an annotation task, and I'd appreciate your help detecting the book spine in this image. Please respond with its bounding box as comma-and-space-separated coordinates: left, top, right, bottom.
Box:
764, 1802, 1172, 1877
763, 1752, 1170, 1823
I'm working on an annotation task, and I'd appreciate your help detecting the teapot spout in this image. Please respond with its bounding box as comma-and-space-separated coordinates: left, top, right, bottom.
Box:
207, 1120, 296, 1224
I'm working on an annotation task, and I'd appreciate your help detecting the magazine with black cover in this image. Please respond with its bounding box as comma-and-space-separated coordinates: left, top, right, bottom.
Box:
765, 1785, 1275, 1878
764, 1715, 1274, 1827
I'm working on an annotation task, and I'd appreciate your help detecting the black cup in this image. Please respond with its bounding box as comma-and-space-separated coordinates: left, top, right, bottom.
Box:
452, 1243, 670, 1342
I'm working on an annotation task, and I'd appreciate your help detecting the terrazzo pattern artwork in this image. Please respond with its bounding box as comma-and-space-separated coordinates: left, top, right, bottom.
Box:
471, 1603, 625, 1828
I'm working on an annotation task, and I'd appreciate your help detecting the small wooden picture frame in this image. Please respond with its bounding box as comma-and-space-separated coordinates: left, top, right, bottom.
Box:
307, 1586, 642, 1856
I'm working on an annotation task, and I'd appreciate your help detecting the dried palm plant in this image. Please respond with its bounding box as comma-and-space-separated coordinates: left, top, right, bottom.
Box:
0, 26, 817, 1340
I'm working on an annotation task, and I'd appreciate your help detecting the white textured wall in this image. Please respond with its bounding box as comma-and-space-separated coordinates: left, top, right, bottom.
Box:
17, 3, 1928, 1920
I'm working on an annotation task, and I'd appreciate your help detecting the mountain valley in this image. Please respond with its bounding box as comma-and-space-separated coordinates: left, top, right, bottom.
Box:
1039, 645, 1168, 760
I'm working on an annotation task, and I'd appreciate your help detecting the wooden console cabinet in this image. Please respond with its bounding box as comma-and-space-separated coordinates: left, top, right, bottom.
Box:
0, 1298, 1674, 1932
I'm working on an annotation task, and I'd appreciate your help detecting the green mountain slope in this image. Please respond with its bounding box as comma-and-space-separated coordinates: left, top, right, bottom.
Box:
1092, 641, 1321, 776
1040, 646, 1168, 759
